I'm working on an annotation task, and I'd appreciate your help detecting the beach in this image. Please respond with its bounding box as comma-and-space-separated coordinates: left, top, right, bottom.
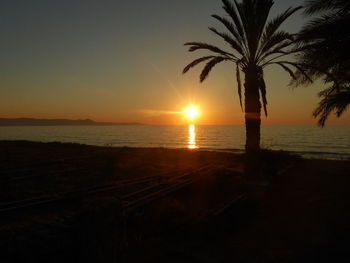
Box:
1, 0, 349, 262
1, 140, 350, 262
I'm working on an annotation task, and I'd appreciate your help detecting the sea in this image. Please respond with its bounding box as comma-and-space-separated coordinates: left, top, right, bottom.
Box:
0, 125, 349, 160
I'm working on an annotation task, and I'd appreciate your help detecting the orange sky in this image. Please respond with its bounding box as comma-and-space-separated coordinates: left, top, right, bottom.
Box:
0, 0, 349, 126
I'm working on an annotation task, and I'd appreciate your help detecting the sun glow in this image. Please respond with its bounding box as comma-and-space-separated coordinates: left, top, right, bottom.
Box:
188, 124, 197, 149
184, 105, 200, 120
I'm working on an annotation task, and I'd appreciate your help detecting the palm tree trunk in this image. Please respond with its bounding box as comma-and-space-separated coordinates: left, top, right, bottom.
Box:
244, 66, 261, 153
243, 66, 262, 180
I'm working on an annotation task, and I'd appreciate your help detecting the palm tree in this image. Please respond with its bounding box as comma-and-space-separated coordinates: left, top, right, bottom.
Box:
313, 85, 350, 126
294, 0, 350, 126
183, 0, 302, 152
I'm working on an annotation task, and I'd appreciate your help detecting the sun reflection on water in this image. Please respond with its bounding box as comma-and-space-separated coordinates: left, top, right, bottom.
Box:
188, 124, 197, 149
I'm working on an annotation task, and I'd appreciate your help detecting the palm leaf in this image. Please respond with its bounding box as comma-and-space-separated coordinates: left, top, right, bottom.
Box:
260, 44, 311, 66
200, 57, 229, 82
243, 0, 274, 61
258, 31, 294, 59
275, 62, 297, 81
232, 0, 250, 55
313, 85, 350, 126
222, 0, 247, 49
183, 56, 215, 74
260, 6, 302, 50
184, 42, 235, 58
236, 62, 243, 110
208, 27, 244, 55
303, 0, 350, 15
258, 69, 268, 116
211, 14, 246, 53
275, 61, 314, 85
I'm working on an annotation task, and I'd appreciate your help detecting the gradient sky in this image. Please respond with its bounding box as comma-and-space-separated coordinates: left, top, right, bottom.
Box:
0, 0, 349, 125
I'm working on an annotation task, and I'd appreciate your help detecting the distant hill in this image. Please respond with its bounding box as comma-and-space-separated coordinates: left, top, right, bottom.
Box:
0, 118, 142, 126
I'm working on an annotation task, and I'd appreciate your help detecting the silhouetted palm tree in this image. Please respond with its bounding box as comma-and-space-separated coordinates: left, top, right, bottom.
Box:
313, 86, 350, 126
183, 0, 302, 152
295, 0, 350, 126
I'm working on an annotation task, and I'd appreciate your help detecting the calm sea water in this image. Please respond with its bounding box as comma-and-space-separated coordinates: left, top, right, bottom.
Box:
0, 125, 349, 159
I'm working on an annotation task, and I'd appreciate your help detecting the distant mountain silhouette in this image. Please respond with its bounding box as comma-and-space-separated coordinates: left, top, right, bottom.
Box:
0, 118, 142, 126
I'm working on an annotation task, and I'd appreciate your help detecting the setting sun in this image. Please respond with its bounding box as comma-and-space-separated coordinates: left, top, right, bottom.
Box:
184, 105, 200, 120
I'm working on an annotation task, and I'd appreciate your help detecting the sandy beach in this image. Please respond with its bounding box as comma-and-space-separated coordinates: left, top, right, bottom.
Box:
1, 140, 349, 262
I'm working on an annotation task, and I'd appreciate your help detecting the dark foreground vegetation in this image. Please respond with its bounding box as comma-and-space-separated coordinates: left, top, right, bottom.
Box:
0, 141, 349, 263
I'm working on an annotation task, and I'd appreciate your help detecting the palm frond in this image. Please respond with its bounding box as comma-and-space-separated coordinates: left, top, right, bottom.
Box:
275, 62, 297, 81
183, 56, 215, 74
232, 0, 248, 35
313, 85, 350, 126
184, 42, 236, 58
258, 41, 301, 65
221, 0, 247, 49
258, 68, 268, 116
304, 0, 334, 14
258, 31, 294, 61
303, 0, 350, 15
291, 62, 340, 87
211, 15, 244, 45
295, 10, 350, 82
236, 61, 243, 110
232, 0, 254, 60
299, 14, 331, 36
273, 61, 314, 85
240, 0, 274, 61
200, 57, 230, 82
295, 0, 350, 91
261, 6, 302, 50
208, 27, 244, 55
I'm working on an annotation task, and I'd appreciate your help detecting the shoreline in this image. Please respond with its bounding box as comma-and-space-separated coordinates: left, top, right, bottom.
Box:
1, 139, 349, 161
1, 124, 349, 160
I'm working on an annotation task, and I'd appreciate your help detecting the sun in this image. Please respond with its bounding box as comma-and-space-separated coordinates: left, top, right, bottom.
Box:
184, 105, 200, 120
